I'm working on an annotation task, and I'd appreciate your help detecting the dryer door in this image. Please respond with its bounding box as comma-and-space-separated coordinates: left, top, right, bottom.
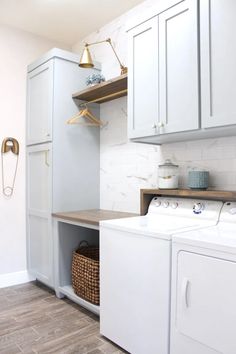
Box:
176, 251, 236, 354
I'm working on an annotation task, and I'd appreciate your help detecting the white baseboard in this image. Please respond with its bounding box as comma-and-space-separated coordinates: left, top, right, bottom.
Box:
0, 270, 36, 288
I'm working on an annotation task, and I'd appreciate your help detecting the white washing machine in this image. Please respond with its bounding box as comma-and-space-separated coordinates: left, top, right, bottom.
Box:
100, 197, 223, 354
170, 201, 236, 354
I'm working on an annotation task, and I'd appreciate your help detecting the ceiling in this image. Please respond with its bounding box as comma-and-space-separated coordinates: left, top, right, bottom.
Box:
0, 0, 144, 45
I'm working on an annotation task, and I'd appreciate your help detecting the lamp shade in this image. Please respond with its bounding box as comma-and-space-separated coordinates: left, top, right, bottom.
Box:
79, 45, 94, 68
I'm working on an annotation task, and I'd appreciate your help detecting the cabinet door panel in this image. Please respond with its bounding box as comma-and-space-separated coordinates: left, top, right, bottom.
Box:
27, 144, 52, 213
128, 17, 159, 139
27, 214, 53, 287
26, 143, 53, 288
176, 251, 236, 354
159, 0, 199, 134
27, 61, 53, 145
201, 0, 236, 128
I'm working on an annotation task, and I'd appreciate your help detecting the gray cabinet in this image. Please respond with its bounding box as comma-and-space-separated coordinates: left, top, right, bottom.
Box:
27, 143, 52, 287
27, 61, 53, 145
26, 49, 100, 288
127, 0, 199, 141
159, 0, 199, 134
201, 0, 236, 128
128, 17, 159, 139
128, 0, 236, 144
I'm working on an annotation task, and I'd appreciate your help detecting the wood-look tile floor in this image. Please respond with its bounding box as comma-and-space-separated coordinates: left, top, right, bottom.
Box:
0, 281, 127, 354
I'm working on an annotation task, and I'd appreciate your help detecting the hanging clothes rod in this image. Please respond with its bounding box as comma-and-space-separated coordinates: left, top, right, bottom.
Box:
78, 89, 128, 107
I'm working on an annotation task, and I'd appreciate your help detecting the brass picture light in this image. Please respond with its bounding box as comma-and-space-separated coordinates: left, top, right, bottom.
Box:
79, 38, 127, 75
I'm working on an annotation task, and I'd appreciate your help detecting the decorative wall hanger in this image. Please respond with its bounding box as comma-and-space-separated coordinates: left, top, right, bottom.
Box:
1, 137, 19, 197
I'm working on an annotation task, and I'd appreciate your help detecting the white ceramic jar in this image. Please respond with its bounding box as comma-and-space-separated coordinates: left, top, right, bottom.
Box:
158, 159, 179, 189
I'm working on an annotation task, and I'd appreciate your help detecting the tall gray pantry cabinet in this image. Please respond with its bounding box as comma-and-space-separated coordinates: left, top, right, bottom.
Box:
26, 49, 100, 288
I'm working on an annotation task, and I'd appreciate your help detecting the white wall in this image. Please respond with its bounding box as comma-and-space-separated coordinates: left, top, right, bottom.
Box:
0, 24, 69, 284
72, 0, 236, 213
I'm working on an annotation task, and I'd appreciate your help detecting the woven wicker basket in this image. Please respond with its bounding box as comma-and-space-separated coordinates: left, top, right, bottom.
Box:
72, 241, 100, 305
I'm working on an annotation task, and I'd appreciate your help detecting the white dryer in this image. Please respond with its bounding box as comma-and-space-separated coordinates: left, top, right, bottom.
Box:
170, 201, 236, 354
100, 197, 223, 354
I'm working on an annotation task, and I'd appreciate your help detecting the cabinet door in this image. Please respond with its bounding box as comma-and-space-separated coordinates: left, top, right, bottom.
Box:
27, 214, 52, 286
27, 144, 51, 213
159, 0, 199, 134
201, 0, 236, 128
27, 61, 54, 145
26, 143, 53, 287
128, 17, 159, 139
176, 251, 236, 354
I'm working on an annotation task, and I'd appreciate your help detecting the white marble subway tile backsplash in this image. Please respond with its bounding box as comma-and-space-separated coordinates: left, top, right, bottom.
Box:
100, 99, 236, 212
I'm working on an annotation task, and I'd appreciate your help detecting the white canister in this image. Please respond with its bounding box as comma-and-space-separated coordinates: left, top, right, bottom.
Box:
158, 159, 179, 189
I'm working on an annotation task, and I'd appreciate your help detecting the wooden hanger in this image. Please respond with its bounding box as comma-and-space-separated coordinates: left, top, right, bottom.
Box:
67, 108, 95, 125
67, 106, 105, 126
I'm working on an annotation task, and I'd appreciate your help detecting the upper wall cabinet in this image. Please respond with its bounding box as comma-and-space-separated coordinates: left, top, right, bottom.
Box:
127, 0, 199, 140
27, 61, 54, 145
201, 0, 236, 128
128, 17, 159, 139
159, 0, 199, 134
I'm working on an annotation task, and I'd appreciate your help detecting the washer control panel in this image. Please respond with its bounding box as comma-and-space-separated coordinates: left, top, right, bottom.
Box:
220, 202, 236, 223
163, 201, 169, 208
193, 202, 205, 214
171, 202, 178, 209
148, 197, 223, 221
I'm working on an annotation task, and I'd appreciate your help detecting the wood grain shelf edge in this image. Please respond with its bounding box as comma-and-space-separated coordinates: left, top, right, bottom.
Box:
72, 73, 127, 104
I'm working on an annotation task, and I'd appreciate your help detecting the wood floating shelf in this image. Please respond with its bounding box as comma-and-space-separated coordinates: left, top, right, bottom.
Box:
140, 189, 236, 215
72, 73, 127, 104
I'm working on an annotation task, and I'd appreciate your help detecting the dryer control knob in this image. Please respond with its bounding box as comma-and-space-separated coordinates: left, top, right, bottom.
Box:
171, 202, 178, 209
193, 202, 204, 213
155, 200, 161, 207
229, 208, 236, 215
163, 201, 169, 208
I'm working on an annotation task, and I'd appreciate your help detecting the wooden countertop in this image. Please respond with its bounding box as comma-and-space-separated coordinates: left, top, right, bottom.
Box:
52, 209, 138, 226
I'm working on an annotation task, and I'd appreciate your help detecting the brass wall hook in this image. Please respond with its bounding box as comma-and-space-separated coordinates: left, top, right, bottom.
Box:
1, 137, 19, 155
